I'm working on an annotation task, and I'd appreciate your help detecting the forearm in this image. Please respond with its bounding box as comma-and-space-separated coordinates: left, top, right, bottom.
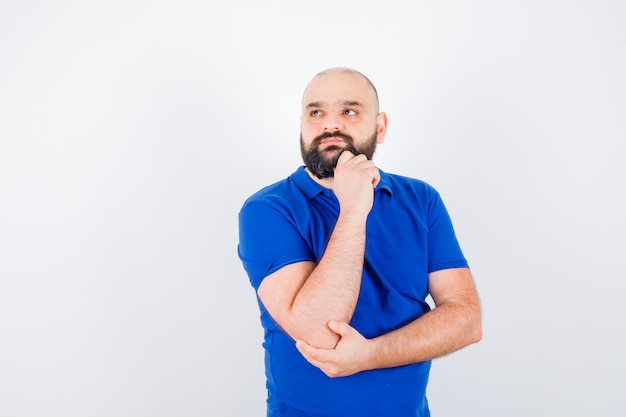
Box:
367, 298, 482, 369
288, 212, 367, 347
258, 154, 379, 349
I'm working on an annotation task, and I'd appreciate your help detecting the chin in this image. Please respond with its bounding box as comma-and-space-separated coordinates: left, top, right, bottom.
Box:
321, 146, 344, 156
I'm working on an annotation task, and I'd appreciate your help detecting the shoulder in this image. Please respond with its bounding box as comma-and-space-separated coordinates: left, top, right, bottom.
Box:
240, 166, 314, 215
379, 169, 441, 200
244, 177, 290, 203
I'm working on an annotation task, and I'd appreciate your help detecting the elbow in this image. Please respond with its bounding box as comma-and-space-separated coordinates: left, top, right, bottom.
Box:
293, 321, 341, 349
282, 311, 341, 349
471, 321, 483, 344
469, 307, 483, 344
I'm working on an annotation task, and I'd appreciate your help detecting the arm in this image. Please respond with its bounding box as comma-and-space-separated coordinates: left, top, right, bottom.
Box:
296, 267, 482, 377
369, 267, 482, 367
257, 152, 380, 349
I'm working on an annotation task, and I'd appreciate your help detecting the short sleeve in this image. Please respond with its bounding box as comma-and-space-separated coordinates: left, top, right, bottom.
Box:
426, 191, 468, 272
238, 199, 315, 289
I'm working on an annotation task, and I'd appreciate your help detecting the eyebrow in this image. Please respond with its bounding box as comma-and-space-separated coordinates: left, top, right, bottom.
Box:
305, 100, 364, 109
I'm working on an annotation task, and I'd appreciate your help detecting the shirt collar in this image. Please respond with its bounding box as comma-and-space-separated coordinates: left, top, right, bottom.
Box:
292, 166, 393, 200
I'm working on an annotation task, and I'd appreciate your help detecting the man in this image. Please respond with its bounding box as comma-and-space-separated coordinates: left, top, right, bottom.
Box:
238, 67, 482, 417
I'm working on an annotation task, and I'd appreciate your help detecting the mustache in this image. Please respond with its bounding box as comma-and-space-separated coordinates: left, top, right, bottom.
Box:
312, 131, 355, 147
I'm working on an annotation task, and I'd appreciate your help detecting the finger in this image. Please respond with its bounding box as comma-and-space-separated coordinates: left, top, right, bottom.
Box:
356, 162, 379, 188
346, 153, 369, 166
371, 168, 381, 187
296, 340, 348, 378
295, 340, 316, 362
296, 340, 334, 363
295, 339, 311, 353
328, 320, 352, 337
296, 349, 325, 370
336, 149, 356, 166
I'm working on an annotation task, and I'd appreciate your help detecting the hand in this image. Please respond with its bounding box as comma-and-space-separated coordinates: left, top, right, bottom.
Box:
332, 151, 380, 219
295, 321, 372, 378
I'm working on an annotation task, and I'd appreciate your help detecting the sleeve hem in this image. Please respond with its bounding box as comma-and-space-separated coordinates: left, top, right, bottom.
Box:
428, 259, 469, 273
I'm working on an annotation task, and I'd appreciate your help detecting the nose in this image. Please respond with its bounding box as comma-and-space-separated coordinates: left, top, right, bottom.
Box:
323, 114, 344, 132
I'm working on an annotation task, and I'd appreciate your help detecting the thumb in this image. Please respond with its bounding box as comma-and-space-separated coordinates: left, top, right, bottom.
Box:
328, 320, 351, 336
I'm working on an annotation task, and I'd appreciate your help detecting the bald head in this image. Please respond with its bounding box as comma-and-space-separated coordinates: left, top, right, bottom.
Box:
302, 67, 380, 113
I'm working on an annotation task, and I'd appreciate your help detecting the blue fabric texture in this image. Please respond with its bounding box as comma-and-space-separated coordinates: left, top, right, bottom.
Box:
238, 166, 468, 417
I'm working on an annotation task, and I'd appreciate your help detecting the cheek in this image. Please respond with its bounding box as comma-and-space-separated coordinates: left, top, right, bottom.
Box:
300, 125, 320, 142
301, 121, 319, 134
300, 133, 315, 152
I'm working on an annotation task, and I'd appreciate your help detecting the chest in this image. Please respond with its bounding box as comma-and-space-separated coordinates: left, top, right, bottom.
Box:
299, 190, 430, 283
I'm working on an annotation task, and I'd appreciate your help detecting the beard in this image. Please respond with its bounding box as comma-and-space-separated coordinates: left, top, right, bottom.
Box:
300, 130, 378, 179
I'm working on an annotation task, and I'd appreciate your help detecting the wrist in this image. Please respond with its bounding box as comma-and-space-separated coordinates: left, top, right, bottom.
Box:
362, 336, 382, 372
337, 207, 370, 224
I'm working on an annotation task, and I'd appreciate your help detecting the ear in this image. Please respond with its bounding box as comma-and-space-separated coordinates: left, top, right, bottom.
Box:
375, 112, 388, 144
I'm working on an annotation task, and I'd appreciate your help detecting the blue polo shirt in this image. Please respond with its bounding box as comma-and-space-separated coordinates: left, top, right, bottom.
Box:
238, 166, 468, 417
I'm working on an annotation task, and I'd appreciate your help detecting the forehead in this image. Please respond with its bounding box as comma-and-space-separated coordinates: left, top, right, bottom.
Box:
302, 71, 376, 110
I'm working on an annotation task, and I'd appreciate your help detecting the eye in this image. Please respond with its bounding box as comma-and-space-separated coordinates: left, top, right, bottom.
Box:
310, 109, 322, 117
344, 109, 357, 116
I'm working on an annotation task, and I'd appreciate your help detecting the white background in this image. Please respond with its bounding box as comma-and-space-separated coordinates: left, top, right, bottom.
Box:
1, 1, 625, 416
